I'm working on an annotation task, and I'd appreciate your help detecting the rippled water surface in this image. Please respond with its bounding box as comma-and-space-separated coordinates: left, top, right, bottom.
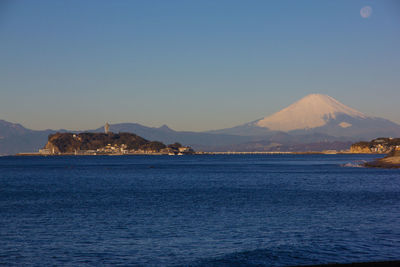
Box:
0, 154, 399, 266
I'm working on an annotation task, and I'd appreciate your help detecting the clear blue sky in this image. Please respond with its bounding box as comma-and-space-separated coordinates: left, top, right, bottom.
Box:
1, 0, 399, 131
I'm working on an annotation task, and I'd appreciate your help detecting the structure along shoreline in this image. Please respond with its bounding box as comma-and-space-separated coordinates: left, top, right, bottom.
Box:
16, 151, 376, 156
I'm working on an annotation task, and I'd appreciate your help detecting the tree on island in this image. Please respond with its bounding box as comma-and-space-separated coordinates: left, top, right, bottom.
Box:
168, 142, 182, 150
141, 141, 166, 152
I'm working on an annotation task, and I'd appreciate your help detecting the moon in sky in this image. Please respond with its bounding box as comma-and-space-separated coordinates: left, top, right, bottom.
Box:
360, 6, 372, 18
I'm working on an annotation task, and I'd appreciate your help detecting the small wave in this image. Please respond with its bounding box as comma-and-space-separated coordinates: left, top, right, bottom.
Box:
188, 245, 354, 267
341, 160, 366, 168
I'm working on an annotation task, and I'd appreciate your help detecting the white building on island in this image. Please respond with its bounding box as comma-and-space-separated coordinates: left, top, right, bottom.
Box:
104, 122, 110, 134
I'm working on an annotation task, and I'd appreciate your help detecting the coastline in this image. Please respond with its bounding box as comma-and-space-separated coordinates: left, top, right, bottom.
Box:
364, 149, 400, 169
15, 152, 182, 156
14, 151, 380, 156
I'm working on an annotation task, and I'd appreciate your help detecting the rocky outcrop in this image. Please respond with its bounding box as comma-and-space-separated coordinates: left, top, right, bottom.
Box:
349, 142, 373, 153
364, 148, 400, 168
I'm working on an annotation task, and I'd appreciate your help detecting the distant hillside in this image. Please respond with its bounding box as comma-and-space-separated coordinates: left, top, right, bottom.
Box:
206, 139, 352, 152
1, 120, 252, 155
92, 123, 252, 148
350, 138, 400, 153
0, 120, 56, 155
0, 119, 360, 154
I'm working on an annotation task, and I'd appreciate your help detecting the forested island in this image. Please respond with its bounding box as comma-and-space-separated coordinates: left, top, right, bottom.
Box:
39, 132, 194, 155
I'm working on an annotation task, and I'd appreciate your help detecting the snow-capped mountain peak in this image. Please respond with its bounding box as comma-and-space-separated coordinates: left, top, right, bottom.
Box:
255, 94, 367, 131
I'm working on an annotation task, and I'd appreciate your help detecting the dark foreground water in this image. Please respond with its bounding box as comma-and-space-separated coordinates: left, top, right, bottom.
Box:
0, 154, 399, 266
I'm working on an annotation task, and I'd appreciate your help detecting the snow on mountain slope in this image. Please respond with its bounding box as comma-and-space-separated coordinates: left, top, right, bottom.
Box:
256, 94, 367, 131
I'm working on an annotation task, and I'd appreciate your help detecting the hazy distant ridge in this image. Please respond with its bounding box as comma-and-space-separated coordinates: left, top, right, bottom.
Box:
1, 94, 400, 154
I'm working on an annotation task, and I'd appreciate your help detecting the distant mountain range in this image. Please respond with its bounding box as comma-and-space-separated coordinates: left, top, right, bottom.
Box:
1, 94, 400, 155
0, 120, 55, 155
209, 94, 400, 138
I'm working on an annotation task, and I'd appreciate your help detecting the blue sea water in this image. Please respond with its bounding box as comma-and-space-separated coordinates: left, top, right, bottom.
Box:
0, 154, 399, 266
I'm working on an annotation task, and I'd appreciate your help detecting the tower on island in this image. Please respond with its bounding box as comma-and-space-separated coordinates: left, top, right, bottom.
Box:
104, 122, 110, 134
